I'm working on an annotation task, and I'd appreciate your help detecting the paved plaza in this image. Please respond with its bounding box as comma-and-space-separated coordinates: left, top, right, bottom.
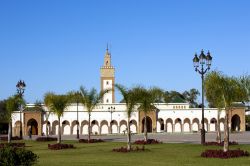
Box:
20, 132, 250, 144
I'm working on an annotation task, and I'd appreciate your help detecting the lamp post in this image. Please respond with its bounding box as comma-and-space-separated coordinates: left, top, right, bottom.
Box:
16, 80, 26, 139
193, 50, 212, 145
108, 106, 115, 134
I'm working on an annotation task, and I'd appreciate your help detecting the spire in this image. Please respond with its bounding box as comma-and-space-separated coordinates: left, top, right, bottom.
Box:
106, 43, 109, 55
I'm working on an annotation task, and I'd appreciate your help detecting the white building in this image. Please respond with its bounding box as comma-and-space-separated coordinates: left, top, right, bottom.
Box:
11, 48, 245, 136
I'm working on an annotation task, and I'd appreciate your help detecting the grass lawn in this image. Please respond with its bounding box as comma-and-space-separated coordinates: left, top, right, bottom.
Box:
7, 140, 250, 166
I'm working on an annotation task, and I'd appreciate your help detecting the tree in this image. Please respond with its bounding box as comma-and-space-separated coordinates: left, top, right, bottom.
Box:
164, 91, 186, 103
5, 95, 22, 143
45, 93, 70, 144
182, 89, 200, 108
79, 86, 108, 143
205, 71, 225, 143
205, 72, 247, 152
133, 86, 164, 142
43, 93, 54, 137
67, 91, 82, 139
115, 84, 138, 150
223, 76, 247, 151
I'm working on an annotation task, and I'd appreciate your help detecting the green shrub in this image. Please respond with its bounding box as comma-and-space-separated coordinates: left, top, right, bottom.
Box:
0, 146, 39, 166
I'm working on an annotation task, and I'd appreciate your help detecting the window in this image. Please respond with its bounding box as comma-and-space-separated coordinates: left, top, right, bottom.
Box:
106, 81, 109, 85
106, 99, 109, 103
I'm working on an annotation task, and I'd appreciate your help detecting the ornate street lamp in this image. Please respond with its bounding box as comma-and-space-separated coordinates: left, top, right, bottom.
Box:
16, 80, 26, 139
108, 106, 115, 134
193, 50, 212, 145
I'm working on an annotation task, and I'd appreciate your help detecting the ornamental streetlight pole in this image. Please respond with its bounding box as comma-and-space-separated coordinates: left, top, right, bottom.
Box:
16, 80, 26, 139
193, 50, 212, 145
108, 106, 115, 134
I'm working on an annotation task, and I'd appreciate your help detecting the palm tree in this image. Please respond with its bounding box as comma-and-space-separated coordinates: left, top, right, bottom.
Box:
115, 84, 138, 150
183, 89, 200, 108
5, 95, 22, 143
45, 93, 70, 144
44, 93, 54, 137
67, 91, 82, 139
205, 72, 247, 152
205, 71, 225, 143
79, 86, 108, 143
133, 86, 164, 142
221, 76, 247, 152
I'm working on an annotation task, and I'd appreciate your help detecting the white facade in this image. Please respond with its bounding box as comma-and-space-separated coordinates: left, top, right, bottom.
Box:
11, 103, 227, 136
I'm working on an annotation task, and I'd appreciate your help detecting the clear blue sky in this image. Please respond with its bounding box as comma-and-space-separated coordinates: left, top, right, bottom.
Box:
0, 0, 250, 103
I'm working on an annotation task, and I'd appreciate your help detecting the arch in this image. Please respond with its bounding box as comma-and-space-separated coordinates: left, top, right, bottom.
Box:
130, 120, 137, 133
157, 118, 164, 132
42, 121, 51, 136
174, 118, 182, 132
110, 120, 118, 134
14, 121, 21, 136
166, 118, 173, 133
100, 120, 109, 134
210, 118, 217, 132
231, 114, 241, 132
52, 120, 59, 135
183, 118, 191, 132
81, 120, 88, 135
91, 120, 99, 135
142, 116, 152, 133
27, 119, 38, 135
219, 118, 225, 131
192, 118, 199, 132
71, 120, 79, 135
62, 120, 70, 135
119, 120, 127, 134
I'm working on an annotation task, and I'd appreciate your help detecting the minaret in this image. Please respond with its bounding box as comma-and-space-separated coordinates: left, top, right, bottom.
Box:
100, 46, 115, 103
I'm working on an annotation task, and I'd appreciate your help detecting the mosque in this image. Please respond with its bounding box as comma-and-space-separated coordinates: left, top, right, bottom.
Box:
11, 49, 246, 137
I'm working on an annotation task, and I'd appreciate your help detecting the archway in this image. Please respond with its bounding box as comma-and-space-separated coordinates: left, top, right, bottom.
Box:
174, 118, 182, 132
111, 120, 118, 134
166, 118, 173, 133
183, 118, 191, 132
91, 120, 99, 135
27, 119, 38, 135
100, 120, 109, 134
62, 120, 70, 135
210, 118, 217, 132
142, 116, 152, 133
130, 120, 137, 133
157, 118, 164, 132
231, 114, 241, 131
119, 120, 127, 134
192, 118, 199, 132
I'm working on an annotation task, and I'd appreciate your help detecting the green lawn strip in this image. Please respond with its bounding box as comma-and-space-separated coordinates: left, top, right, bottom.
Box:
6, 140, 250, 166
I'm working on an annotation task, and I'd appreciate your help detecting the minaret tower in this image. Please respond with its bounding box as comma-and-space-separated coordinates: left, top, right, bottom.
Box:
100, 46, 115, 103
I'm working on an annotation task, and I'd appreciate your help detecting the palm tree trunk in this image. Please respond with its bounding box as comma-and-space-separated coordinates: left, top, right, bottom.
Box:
8, 121, 12, 143
216, 111, 221, 143
144, 114, 148, 142
88, 113, 91, 143
127, 117, 131, 151
58, 117, 61, 144
223, 112, 229, 152
46, 119, 48, 138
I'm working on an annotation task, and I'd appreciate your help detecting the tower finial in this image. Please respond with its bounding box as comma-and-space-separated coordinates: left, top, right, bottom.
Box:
106, 43, 109, 52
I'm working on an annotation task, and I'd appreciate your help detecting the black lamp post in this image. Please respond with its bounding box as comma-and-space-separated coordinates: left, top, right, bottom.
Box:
108, 106, 115, 134
16, 80, 26, 139
193, 50, 212, 145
